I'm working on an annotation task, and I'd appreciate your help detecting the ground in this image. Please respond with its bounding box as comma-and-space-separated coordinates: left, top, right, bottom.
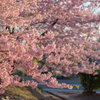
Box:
0, 86, 61, 100
71, 93, 100, 100
59, 92, 100, 100
1, 86, 100, 100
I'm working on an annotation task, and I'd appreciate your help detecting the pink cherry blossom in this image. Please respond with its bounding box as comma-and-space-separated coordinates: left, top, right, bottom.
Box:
0, 0, 100, 94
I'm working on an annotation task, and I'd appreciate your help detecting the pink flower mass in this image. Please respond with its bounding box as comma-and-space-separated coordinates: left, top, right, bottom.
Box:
0, 0, 100, 94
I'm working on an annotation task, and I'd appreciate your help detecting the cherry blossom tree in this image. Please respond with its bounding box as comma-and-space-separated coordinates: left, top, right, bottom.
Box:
0, 0, 100, 94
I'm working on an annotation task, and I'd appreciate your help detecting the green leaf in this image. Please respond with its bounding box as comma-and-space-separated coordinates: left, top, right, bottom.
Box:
33, 56, 38, 63
98, 55, 100, 57
92, 48, 96, 51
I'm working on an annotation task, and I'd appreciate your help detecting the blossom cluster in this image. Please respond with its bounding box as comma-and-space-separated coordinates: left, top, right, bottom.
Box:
0, 0, 100, 94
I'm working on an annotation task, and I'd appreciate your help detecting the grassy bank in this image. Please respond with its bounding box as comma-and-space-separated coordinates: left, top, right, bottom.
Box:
0, 86, 60, 100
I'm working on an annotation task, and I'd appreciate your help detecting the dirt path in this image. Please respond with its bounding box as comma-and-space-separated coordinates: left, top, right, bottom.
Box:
61, 92, 100, 100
